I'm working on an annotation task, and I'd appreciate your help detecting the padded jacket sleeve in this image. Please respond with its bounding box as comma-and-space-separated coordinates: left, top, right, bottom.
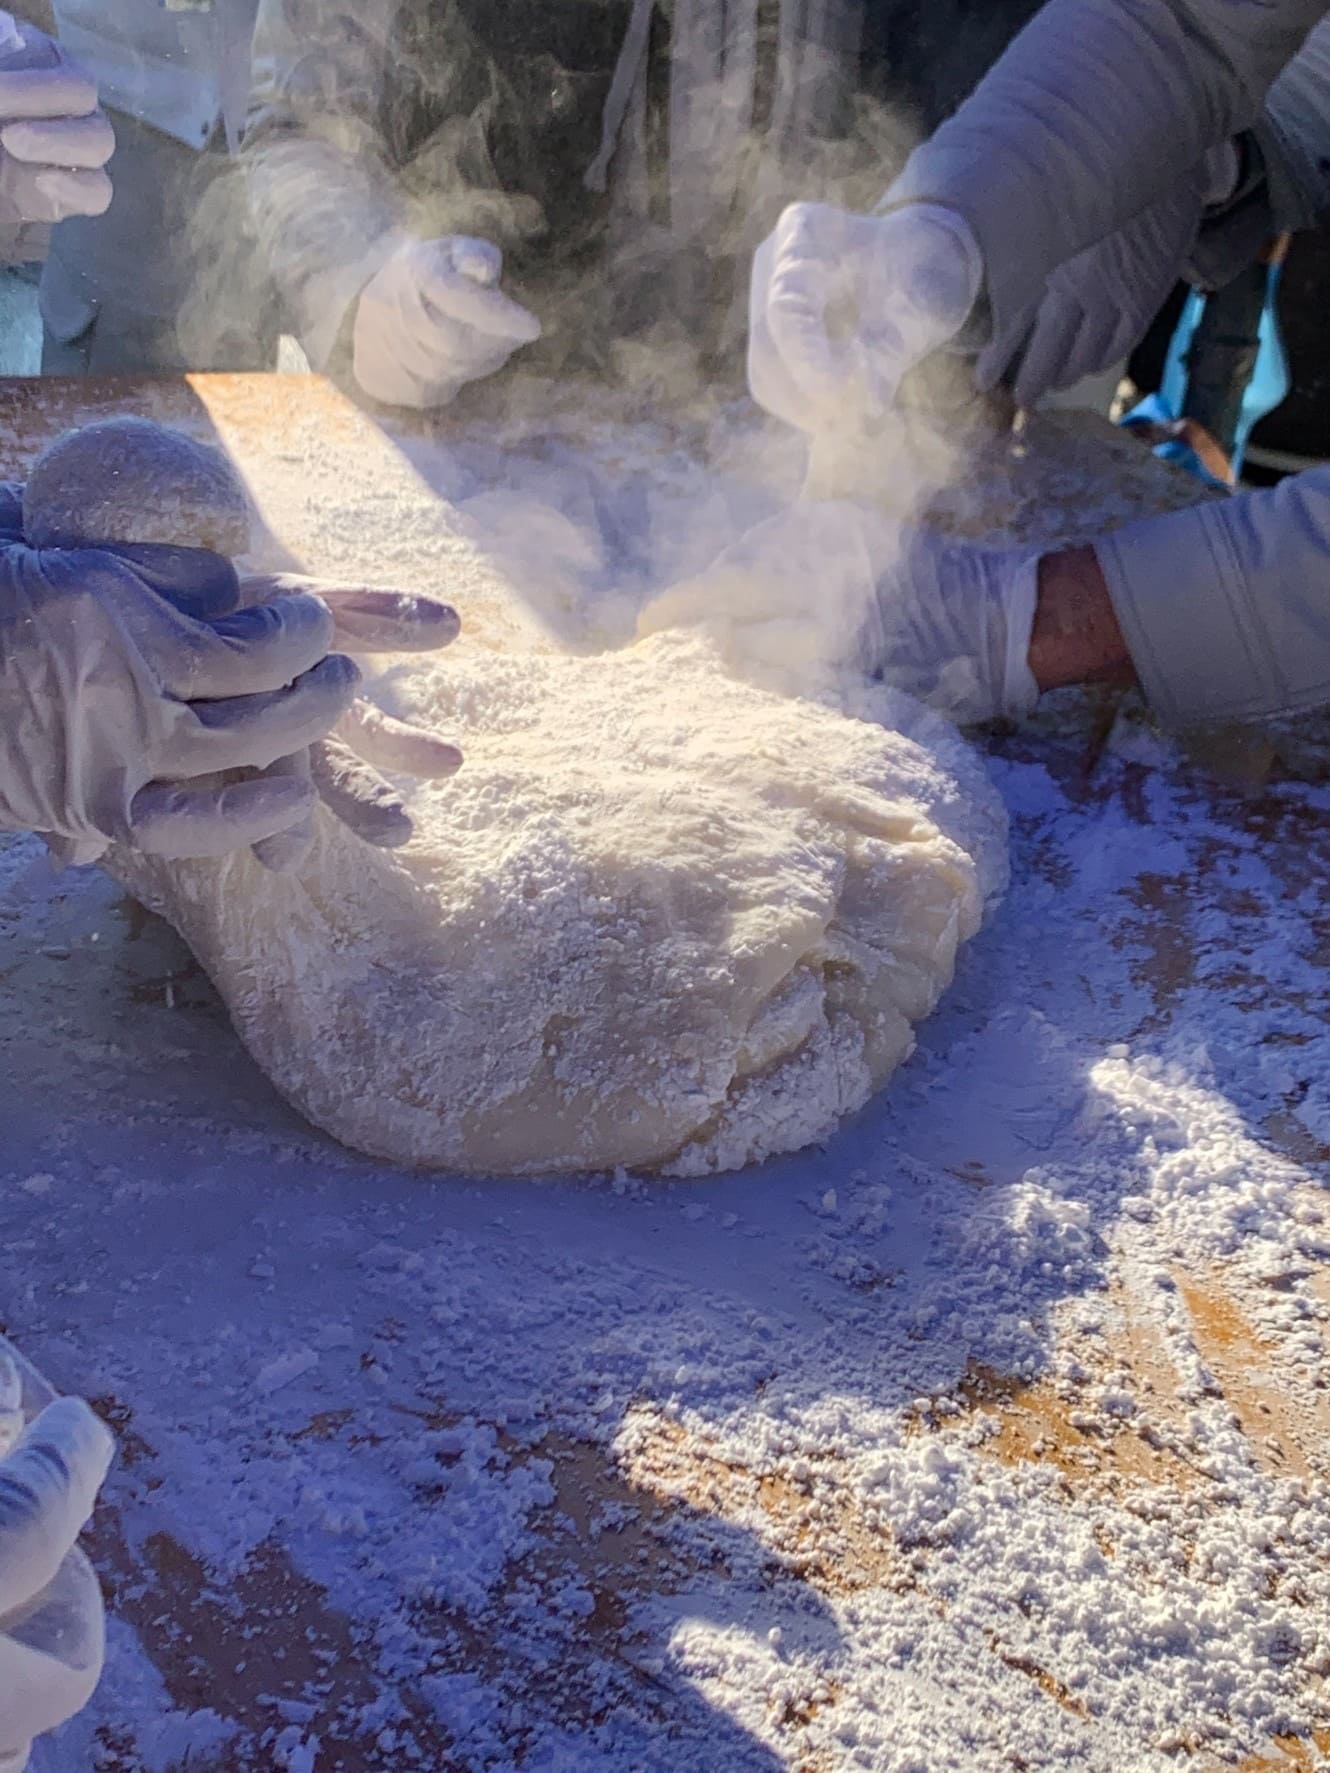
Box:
1099, 468, 1330, 725
887, 0, 1330, 349
242, 0, 406, 366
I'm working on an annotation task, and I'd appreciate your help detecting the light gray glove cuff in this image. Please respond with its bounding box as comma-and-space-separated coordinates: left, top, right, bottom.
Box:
999, 560, 1041, 719
0, 572, 167, 847
862, 532, 1041, 725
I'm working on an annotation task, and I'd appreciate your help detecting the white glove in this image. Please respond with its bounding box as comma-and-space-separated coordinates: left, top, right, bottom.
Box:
228, 578, 465, 873
0, 539, 361, 862
0, 1349, 114, 1773
748, 201, 984, 435
863, 524, 1041, 724
352, 236, 541, 411
0, 11, 113, 230
988, 145, 1242, 409
640, 504, 1040, 725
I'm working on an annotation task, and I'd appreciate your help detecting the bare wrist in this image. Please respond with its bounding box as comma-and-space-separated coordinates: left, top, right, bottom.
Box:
1030, 545, 1135, 693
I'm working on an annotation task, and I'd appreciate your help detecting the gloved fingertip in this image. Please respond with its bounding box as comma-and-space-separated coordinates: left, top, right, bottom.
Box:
252, 824, 314, 873
411, 737, 463, 778
404, 596, 462, 645
355, 806, 415, 848
323, 591, 461, 652
25, 1395, 116, 1488
80, 170, 112, 218
451, 238, 502, 285
320, 651, 362, 691
295, 651, 362, 708
972, 342, 1008, 397
512, 308, 543, 346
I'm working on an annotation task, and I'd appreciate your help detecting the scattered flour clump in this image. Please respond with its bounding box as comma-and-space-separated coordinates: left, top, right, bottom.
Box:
23, 416, 251, 555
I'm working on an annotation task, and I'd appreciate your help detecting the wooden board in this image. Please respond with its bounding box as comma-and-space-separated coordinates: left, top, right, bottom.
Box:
2, 375, 1329, 1771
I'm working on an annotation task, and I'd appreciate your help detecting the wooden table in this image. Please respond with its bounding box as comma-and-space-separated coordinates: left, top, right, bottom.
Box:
2, 375, 1328, 1772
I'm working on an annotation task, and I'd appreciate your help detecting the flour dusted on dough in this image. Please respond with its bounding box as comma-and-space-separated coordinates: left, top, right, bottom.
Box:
37, 410, 1006, 1176
109, 630, 1005, 1175
24, 417, 251, 555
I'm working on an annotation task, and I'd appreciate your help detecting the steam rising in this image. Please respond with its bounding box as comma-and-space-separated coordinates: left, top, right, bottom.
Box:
183, 3, 924, 390
171, 2, 1000, 707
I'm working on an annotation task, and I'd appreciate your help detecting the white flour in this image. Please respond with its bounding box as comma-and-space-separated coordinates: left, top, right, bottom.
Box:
108, 630, 1007, 1177
81, 402, 1006, 1176
1, 390, 1327, 1771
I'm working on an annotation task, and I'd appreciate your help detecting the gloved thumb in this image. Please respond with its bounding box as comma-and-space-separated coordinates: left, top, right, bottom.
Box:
414, 240, 542, 345
101, 542, 242, 621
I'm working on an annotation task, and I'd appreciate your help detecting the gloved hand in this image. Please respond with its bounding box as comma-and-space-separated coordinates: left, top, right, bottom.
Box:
0, 1350, 115, 1773
0, 477, 462, 873
231, 576, 464, 872
0, 538, 361, 863
989, 144, 1242, 408
747, 201, 984, 435
640, 503, 1040, 725
862, 524, 1041, 724
0, 10, 113, 230
352, 236, 542, 411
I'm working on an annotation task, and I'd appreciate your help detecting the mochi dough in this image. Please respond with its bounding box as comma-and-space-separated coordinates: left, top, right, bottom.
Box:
24, 416, 251, 554
28, 417, 1007, 1177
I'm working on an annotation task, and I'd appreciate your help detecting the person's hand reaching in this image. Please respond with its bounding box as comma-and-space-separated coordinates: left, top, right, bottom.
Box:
640, 502, 1040, 725
0, 537, 361, 863
0, 478, 464, 873
987, 145, 1240, 408
747, 202, 984, 436
0, 10, 113, 236
352, 236, 541, 411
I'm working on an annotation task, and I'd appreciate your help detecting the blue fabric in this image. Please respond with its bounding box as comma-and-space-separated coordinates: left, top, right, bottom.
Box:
1160, 268, 1290, 477
1118, 390, 1231, 490
1118, 261, 1289, 485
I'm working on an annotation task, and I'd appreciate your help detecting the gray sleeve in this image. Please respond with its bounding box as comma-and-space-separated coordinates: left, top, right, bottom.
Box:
242, 0, 407, 366
1097, 469, 1330, 724
1261, 15, 1330, 225
1190, 16, 1330, 285
887, 0, 1329, 351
